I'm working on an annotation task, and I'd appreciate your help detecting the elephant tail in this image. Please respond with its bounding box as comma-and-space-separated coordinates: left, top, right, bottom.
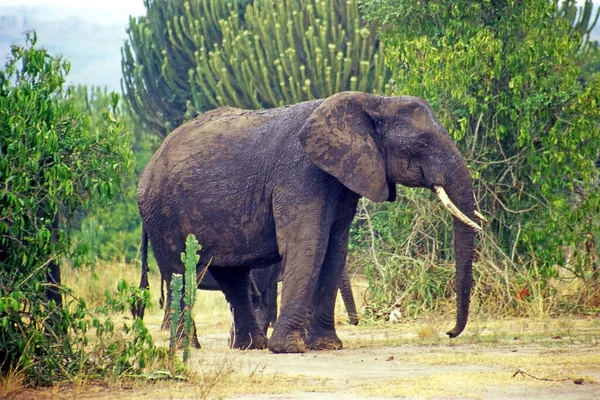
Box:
131, 226, 150, 320
159, 275, 165, 309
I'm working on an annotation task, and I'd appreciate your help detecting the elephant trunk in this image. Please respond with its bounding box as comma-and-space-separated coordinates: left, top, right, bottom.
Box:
339, 268, 359, 325
440, 166, 476, 339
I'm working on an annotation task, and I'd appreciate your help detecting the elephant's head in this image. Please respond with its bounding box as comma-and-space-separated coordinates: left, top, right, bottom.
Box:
299, 91, 481, 338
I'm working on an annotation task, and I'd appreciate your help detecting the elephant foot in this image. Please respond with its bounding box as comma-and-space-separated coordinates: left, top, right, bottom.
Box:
229, 331, 268, 350
305, 330, 343, 351
268, 330, 306, 353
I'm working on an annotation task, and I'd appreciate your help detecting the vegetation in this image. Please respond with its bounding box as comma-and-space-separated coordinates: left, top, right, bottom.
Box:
182, 234, 200, 362
0, 33, 169, 385
71, 86, 157, 266
121, 0, 390, 135
354, 0, 600, 317
168, 234, 201, 364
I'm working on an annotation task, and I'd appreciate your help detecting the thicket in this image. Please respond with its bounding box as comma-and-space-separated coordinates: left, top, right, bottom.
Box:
0, 33, 168, 385
355, 0, 600, 317
121, 0, 390, 135
71, 86, 157, 266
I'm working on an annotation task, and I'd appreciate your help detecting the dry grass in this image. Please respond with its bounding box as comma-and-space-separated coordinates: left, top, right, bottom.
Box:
0, 366, 26, 399
62, 261, 231, 325
357, 370, 557, 399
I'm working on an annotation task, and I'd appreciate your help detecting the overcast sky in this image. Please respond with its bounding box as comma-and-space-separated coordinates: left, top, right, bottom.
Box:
0, 0, 147, 90
0, 0, 146, 22
1, 0, 599, 92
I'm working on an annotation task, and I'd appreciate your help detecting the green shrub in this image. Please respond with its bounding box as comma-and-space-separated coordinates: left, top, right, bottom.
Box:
0, 32, 171, 384
355, 0, 600, 317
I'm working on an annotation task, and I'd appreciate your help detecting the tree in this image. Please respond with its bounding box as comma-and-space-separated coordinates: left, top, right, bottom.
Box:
70, 86, 157, 266
360, 0, 600, 275
121, 0, 390, 136
0, 32, 133, 381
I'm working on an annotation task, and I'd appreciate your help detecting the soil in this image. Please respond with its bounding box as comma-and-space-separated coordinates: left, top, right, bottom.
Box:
8, 316, 600, 400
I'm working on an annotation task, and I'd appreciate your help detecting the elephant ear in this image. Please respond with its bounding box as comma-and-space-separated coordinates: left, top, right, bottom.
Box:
299, 92, 388, 202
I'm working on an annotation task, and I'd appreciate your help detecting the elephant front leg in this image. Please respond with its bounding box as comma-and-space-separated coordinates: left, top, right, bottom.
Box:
305, 226, 351, 350
268, 229, 330, 353
210, 267, 268, 350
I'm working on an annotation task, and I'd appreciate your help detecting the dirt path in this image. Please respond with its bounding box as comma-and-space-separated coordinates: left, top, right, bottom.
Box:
188, 321, 600, 400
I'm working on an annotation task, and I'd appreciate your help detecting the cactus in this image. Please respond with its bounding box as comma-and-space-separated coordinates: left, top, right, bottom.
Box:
121, 0, 391, 136
180, 234, 201, 363
122, 0, 235, 135
555, 0, 599, 51
167, 234, 201, 363
188, 0, 391, 111
169, 273, 183, 360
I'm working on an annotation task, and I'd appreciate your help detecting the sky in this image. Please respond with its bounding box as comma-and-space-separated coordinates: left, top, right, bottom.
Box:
1, 0, 600, 92
0, 0, 146, 23
0, 0, 147, 91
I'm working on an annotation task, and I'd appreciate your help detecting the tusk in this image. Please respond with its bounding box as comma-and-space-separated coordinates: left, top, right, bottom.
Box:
434, 186, 483, 232
472, 194, 489, 223
474, 210, 488, 223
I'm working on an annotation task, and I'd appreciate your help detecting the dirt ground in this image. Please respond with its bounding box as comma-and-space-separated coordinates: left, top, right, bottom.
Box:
8, 312, 600, 400
193, 320, 600, 400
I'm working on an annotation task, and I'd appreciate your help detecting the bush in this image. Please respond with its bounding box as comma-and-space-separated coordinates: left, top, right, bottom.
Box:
70, 86, 158, 266
355, 0, 600, 317
0, 32, 170, 384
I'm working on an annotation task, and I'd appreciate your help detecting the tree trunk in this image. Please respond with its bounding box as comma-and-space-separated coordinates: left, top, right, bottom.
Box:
45, 215, 62, 308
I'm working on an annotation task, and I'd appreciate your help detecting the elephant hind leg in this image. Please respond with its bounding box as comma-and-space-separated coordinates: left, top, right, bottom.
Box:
210, 266, 268, 350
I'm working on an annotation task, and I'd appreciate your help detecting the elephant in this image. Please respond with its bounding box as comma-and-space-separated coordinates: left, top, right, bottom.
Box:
136, 91, 481, 353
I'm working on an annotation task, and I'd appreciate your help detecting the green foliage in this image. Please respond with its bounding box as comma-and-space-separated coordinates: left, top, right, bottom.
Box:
169, 274, 183, 361
92, 280, 168, 378
360, 0, 600, 278
0, 270, 167, 384
0, 32, 171, 384
70, 85, 158, 265
122, 0, 390, 136
0, 32, 133, 270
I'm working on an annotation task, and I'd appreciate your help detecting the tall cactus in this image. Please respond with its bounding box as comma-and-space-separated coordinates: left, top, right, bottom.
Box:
189, 0, 390, 111
121, 0, 390, 137
555, 0, 600, 51
122, 0, 235, 134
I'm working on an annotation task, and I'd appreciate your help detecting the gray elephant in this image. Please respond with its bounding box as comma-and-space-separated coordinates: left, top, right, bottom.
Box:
136, 91, 481, 353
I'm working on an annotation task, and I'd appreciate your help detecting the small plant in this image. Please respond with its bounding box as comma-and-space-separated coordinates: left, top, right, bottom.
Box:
415, 324, 439, 342
169, 234, 202, 364
182, 234, 201, 362
169, 274, 183, 363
